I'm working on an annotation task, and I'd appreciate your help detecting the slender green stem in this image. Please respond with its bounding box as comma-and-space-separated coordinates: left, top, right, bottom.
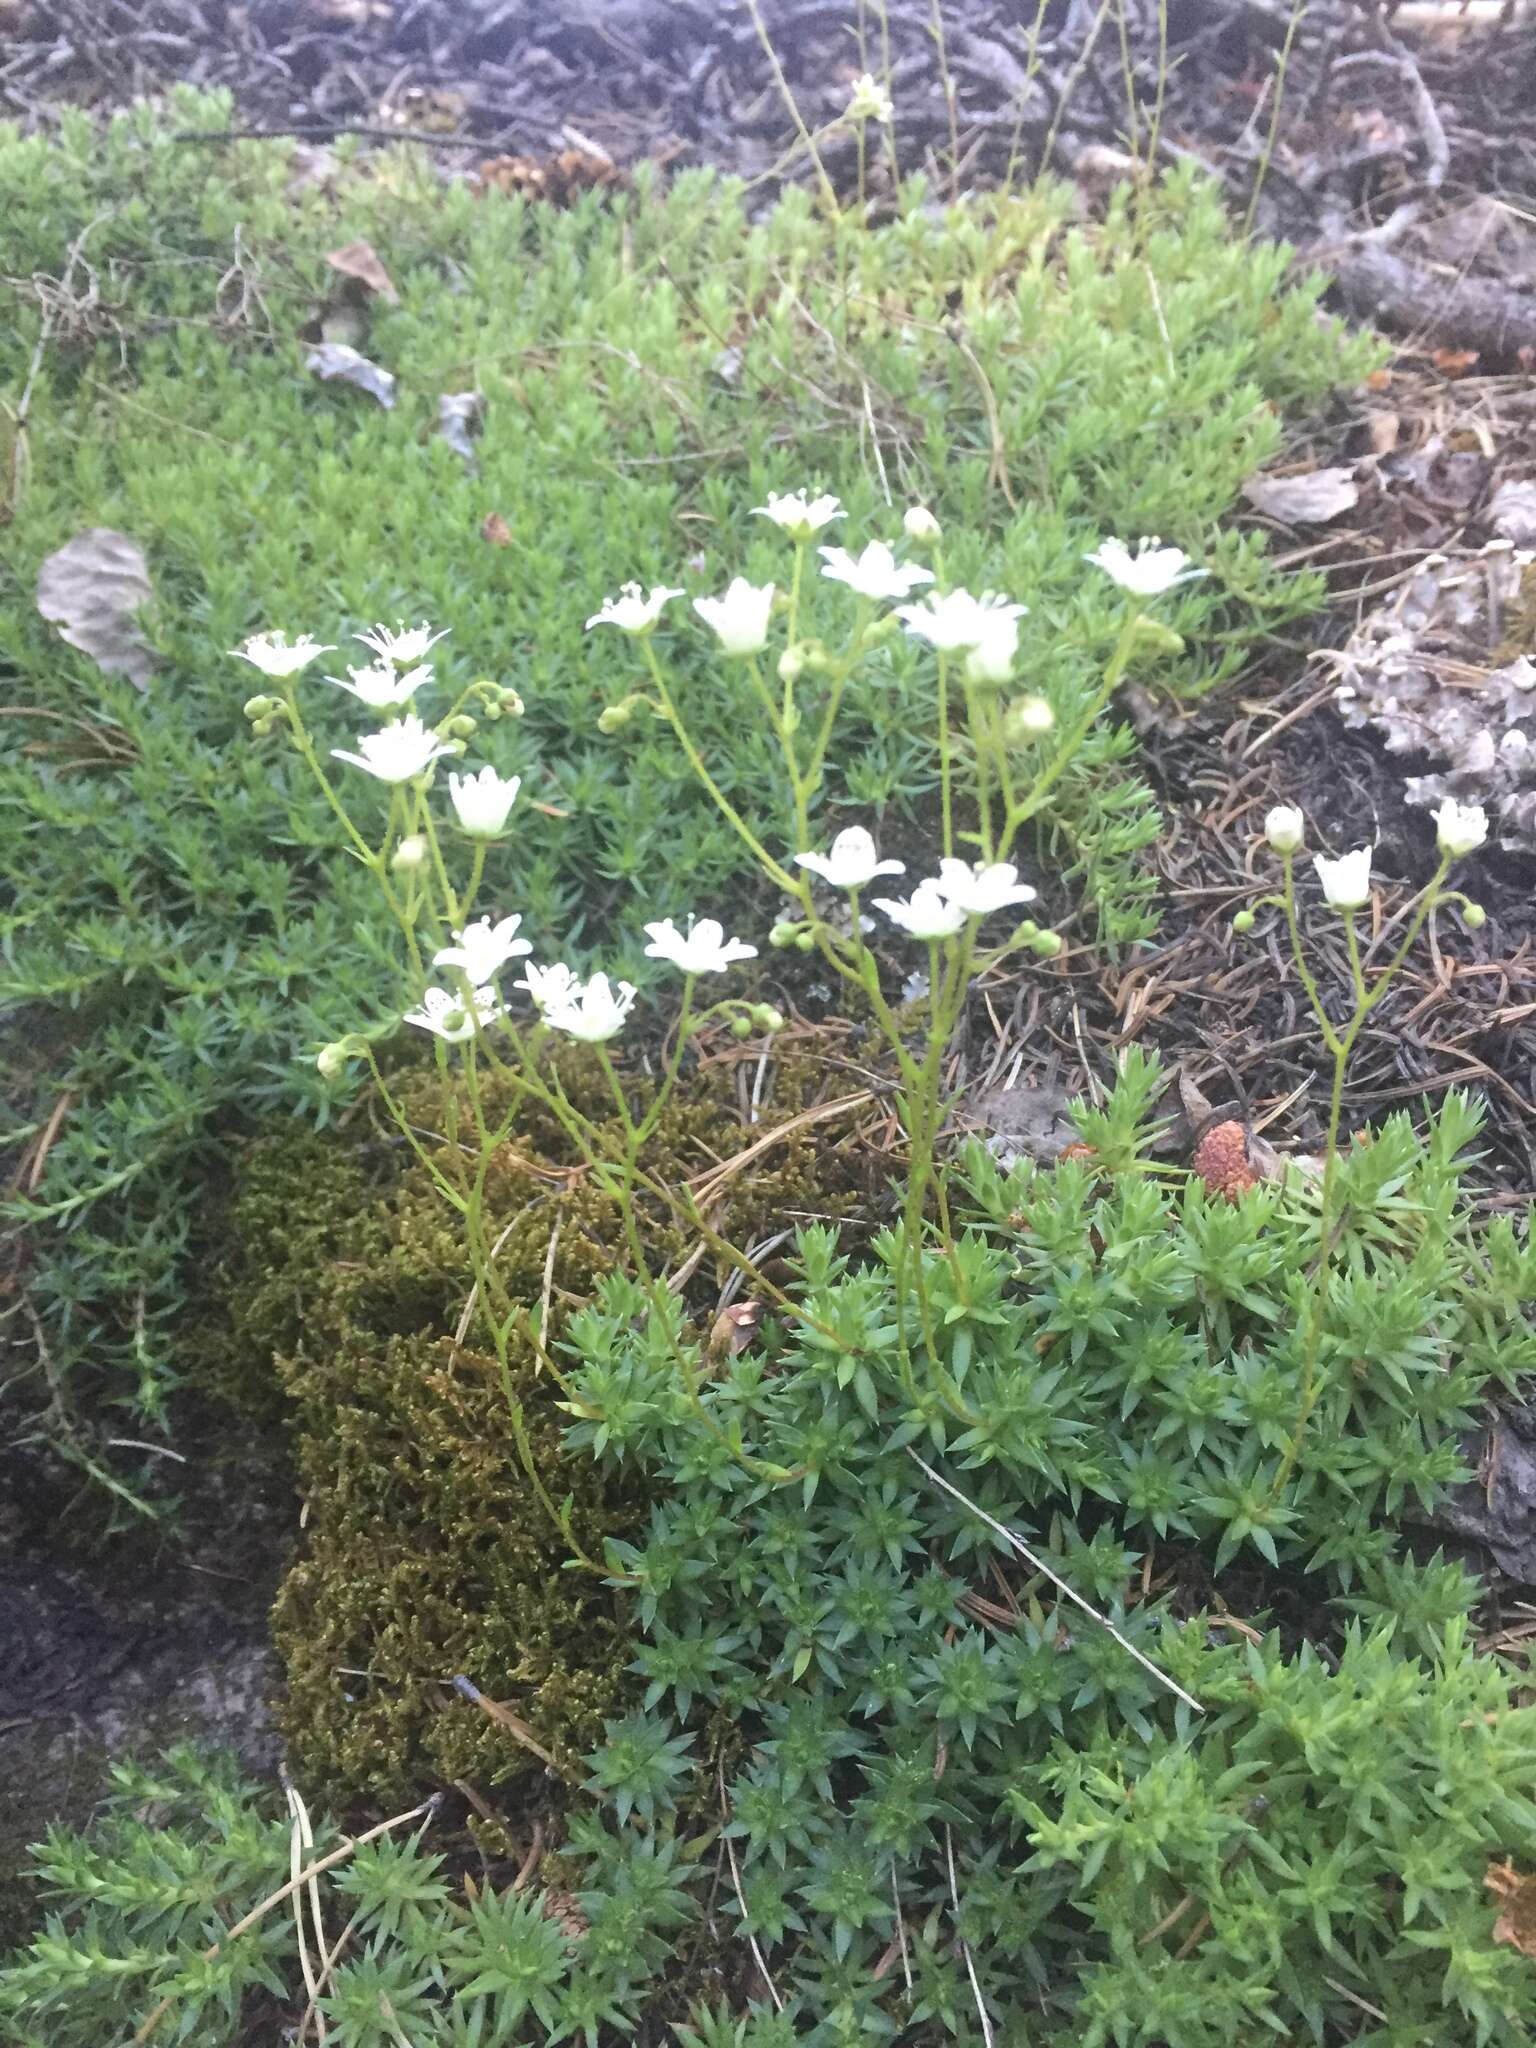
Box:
640, 640, 800, 892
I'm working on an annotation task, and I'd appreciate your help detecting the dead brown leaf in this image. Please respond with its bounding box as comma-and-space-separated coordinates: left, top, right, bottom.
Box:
1242, 466, 1360, 525
325, 239, 399, 305
1486, 1862, 1536, 1958
452, 1676, 566, 1774
1431, 347, 1480, 377
1367, 412, 1401, 456
35, 529, 159, 691
481, 513, 514, 546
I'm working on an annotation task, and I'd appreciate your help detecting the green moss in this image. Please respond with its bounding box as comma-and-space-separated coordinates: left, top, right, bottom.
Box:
222, 1051, 866, 1807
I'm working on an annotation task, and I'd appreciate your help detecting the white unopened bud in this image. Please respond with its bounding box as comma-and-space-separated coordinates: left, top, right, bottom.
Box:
391, 834, 428, 872
1264, 805, 1305, 855
903, 506, 941, 543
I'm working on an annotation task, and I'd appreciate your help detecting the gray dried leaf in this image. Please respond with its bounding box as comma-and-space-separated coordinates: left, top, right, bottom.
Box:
305, 342, 396, 408
964, 1081, 1077, 1167
1489, 478, 1536, 546
35, 528, 159, 690
437, 391, 484, 466
1331, 542, 1536, 850
1242, 465, 1360, 525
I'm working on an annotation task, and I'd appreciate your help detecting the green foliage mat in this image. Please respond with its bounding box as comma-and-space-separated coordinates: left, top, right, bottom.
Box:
5, 1069, 1536, 2046
0, 88, 1372, 1501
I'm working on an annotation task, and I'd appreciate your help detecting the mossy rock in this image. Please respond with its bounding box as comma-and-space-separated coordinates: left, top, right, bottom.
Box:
222, 1050, 870, 1809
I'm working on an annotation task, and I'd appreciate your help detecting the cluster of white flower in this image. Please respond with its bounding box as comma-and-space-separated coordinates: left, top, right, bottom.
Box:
791, 826, 1038, 940
585, 502, 1201, 690
1263, 795, 1488, 911
249, 506, 1202, 1071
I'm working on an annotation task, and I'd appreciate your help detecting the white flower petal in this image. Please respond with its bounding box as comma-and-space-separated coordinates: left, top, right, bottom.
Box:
818, 540, 934, 602
1434, 797, 1487, 858
234, 631, 333, 679
356, 622, 448, 666
753, 491, 843, 537
873, 882, 968, 939
694, 578, 775, 656
1084, 536, 1205, 598
794, 825, 904, 890
331, 714, 454, 784
897, 589, 1027, 655
542, 972, 637, 1042
933, 858, 1037, 918
643, 916, 758, 975
432, 915, 533, 984
1313, 845, 1373, 911
448, 765, 522, 837
585, 583, 684, 633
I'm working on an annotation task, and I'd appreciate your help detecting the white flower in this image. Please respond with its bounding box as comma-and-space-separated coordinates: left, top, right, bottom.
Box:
873, 881, 968, 939
543, 972, 637, 1043
818, 540, 934, 602
897, 588, 1027, 655
643, 917, 758, 975
753, 491, 843, 538
355, 621, 448, 667
1084, 536, 1205, 598
845, 71, 894, 123
1265, 805, 1305, 855
963, 610, 1022, 686
403, 984, 502, 1043
1313, 845, 1373, 911
328, 661, 433, 709
903, 506, 941, 542
934, 857, 1037, 918
794, 826, 904, 890
433, 915, 533, 984
518, 961, 581, 1012
694, 578, 775, 657
331, 714, 454, 784
448, 765, 522, 837
234, 630, 333, 679
585, 582, 684, 633
1434, 797, 1488, 858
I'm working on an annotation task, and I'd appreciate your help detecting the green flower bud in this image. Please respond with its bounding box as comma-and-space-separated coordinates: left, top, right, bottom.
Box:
482, 699, 503, 721
795, 930, 817, 952
768, 922, 798, 948
445, 714, 478, 739
499, 688, 526, 717
1463, 902, 1487, 929
251, 716, 278, 737
1030, 930, 1063, 958
243, 693, 278, 721
751, 1004, 785, 1032
778, 646, 805, 685
1232, 908, 1256, 934
1128, 614, 1186, 660
316, 1041, 349, 1081
1003, 694, 1054, 743
598, 697, 637, 735
731, 1014, 753, 1039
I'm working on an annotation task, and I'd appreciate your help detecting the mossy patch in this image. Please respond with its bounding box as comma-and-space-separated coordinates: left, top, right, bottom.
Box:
222, 1049, 870, 1808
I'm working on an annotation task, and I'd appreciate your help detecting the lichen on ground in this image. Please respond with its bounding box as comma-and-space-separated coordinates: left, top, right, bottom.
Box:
221, 1048, 870, 1810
